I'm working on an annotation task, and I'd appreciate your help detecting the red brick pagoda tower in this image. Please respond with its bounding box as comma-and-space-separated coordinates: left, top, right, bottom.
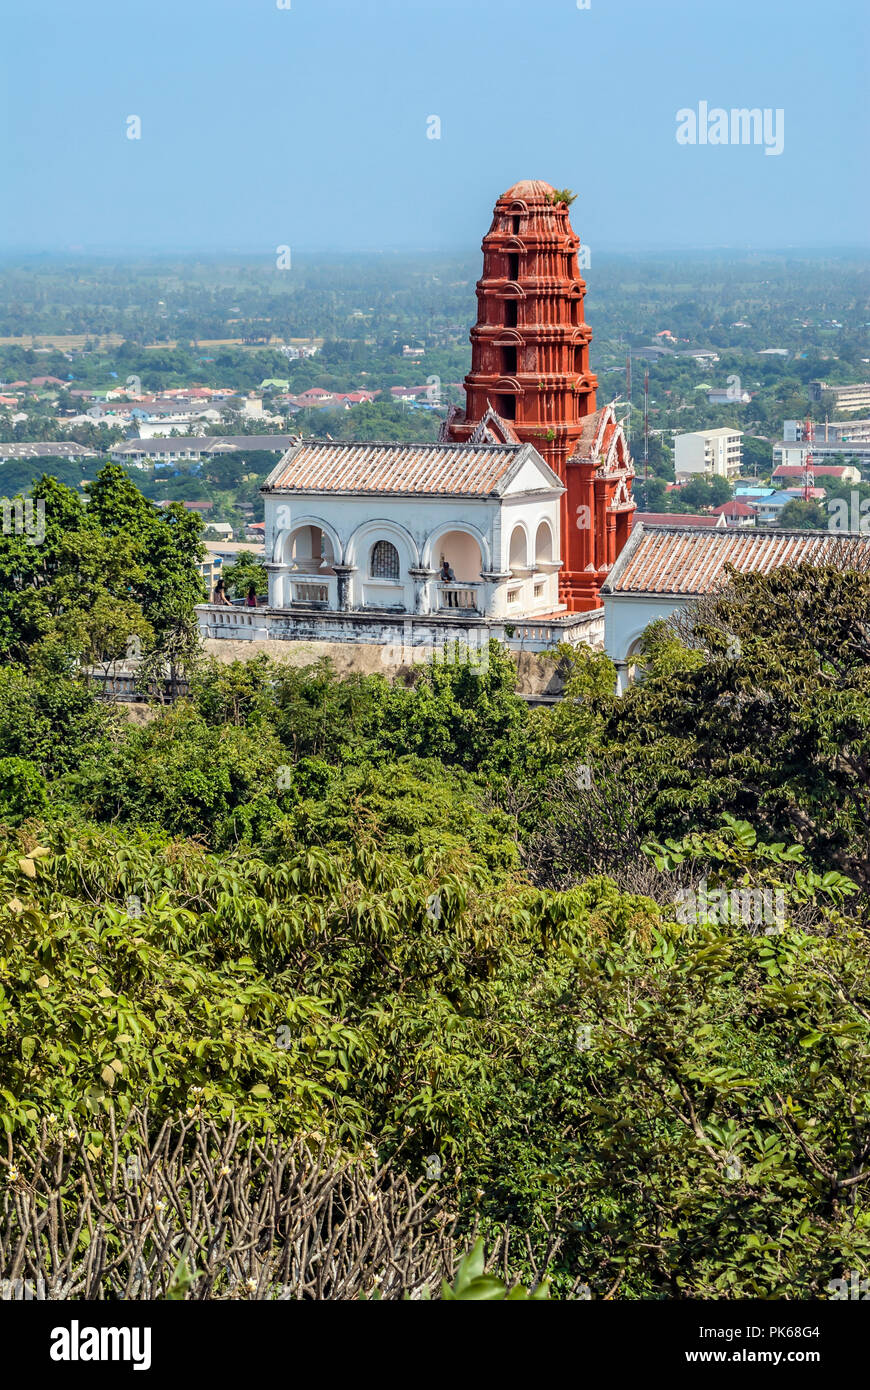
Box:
443, 180, 635, 611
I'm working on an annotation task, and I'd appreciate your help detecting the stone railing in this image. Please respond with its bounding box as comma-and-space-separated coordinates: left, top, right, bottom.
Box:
197, 603, 271, 639
291, 580, 330, 605
502, 609, 605, 651
195, 599, 605, 655
437, 582, 481, 611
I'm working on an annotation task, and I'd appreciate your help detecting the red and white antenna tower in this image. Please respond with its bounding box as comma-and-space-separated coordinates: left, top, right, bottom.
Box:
803, 417, 815, 501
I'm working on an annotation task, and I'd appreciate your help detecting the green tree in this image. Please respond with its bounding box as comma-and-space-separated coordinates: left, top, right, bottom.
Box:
778, 498, 828, 529
222, 554, 268, 600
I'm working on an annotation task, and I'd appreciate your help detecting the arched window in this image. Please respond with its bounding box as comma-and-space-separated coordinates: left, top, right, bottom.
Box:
370, 539, 400, 580
509, 524, 528, 570
535, 520, 553, 565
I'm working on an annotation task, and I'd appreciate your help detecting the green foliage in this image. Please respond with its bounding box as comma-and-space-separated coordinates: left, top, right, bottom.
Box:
0, 544, 869, 1298
439, 1239, 549, 1300
221, 554, 268, 599
778, 498, 828, 529
0, 464, 203, 663
0, 758, 49, 826
601, 566, 870, 887
68, 703, 286, 842
0, 661, 110, 777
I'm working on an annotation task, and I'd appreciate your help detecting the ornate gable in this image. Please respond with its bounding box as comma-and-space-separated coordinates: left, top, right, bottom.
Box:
468, 403, 521, 446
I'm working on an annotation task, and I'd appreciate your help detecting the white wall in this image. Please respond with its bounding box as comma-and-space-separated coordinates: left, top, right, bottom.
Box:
604, 592, 691, 692
674, 433, 707, 478
265, 488, 564, 618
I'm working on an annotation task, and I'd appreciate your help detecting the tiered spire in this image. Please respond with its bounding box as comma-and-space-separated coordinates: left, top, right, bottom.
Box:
445, 181, 635, 610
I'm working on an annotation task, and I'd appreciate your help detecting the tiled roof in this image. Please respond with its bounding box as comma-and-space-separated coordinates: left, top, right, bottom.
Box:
712, 500, 757, 516
603, 524, 870, 597
263, 439, 555, 497
113, 435, 299, 454
635, 512, 721, 527
0, 441, 96, 459
774, 463, 851, 477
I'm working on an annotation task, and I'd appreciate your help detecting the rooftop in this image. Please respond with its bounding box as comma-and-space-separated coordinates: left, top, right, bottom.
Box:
263, 439, 561, 497
712, 499, 757, 516
113, 435, 300, 455
0, 441, 97, 459
774, 463, 856, 476
603, 524, 870, 597
501, 180, 555, 201
635, 512, 723, 528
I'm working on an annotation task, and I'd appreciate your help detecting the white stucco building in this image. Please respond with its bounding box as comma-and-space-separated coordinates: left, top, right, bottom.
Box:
197, 437, 605, 655
602, 523, 870, 692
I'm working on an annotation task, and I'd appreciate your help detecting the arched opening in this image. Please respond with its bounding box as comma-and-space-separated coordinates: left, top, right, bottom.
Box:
370, 539, 400, 580
509, 525, 528, 572
504, 299, 518, 328
435, 530, 483, 612
626, 636, 647, 687
284, 524, 336, 574
535, 520, 553, 565
276, 522, 338, 608
437, 530, 482, 582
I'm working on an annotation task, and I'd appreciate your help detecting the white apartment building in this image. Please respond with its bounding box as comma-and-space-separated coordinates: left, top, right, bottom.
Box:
674, 427, 743, 481
809, 382, 870, 413
783, 418, 870, 445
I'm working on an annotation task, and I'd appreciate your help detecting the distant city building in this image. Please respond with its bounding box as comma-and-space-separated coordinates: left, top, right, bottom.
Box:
773, 461, 861, 484
0, 441, 97, 462
707, 386, 751, 405
110, 435, 302, 467
735, 485, 776, 503
809, 381, 870, 413
783, 417, 870, 444
711, 498, 757, 527
632, 345, 675, 360
681, 350, 720, 364
674, 427, 743, 481
772, 440, 866, 474
278, 344, 320, 361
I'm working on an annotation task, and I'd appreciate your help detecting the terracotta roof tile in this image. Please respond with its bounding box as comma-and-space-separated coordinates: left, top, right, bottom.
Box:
262, 439, 535, 497
603, 525, 870, 596
712, 500, 757, 516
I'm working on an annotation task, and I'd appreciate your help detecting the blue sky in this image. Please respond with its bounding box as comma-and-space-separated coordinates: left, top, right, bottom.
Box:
1, 0, 867, 253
